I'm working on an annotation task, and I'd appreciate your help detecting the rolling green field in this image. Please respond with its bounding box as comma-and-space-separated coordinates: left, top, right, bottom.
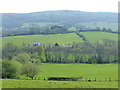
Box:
81, 32, 118, 42
2, 63, 118, 88
2, 33, 83, 47
2, 32, 118, 47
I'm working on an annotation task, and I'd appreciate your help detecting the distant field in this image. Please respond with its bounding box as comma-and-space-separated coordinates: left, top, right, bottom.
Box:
23, 22, 118, 32
2, 63, 118, 88
81, 32, 118, 42
77, 22, 118, 31
2, 33, 83, 47
23, 22, 58, 27
2, 32, 118, 47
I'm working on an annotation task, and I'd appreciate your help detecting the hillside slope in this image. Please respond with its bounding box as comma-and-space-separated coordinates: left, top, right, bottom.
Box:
2, 10, 118, 29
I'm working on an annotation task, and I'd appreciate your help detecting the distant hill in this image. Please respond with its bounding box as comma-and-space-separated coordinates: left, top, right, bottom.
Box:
1, 10, 118, 29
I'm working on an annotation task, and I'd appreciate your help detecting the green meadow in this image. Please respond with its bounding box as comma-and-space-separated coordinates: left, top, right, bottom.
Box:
81, 32, 118, 42
37, 63, 118, 80
2, 32, 118, 47
2, 63, 118, 88
2, 33, 83, 47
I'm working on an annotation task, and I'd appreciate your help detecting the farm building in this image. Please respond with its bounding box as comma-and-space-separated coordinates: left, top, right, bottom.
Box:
62, 44, 72, 47
31, 42, 41, 46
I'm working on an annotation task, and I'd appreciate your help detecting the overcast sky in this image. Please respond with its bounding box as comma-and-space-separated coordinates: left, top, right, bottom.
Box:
0, 0, 119, 13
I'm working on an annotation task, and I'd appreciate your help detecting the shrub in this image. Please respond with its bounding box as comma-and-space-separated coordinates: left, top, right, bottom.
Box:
21, 63, 39, 79
2, 60, 21, 79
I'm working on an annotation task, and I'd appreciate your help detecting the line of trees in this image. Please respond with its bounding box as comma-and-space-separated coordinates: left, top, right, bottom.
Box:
45, 40, 118, 64
2, 24, 119, 37
78, 27, 119, 34
2, 25, 70, 37
2, 39, 118, 64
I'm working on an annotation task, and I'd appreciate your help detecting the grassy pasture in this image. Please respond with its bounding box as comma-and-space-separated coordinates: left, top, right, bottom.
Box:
2, 32, 118, 47
37, 63, 118, 81
2, 63, 118, 88
81, 32, 118, 42
2, 33, 83, 47
23, 22, 58, 27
